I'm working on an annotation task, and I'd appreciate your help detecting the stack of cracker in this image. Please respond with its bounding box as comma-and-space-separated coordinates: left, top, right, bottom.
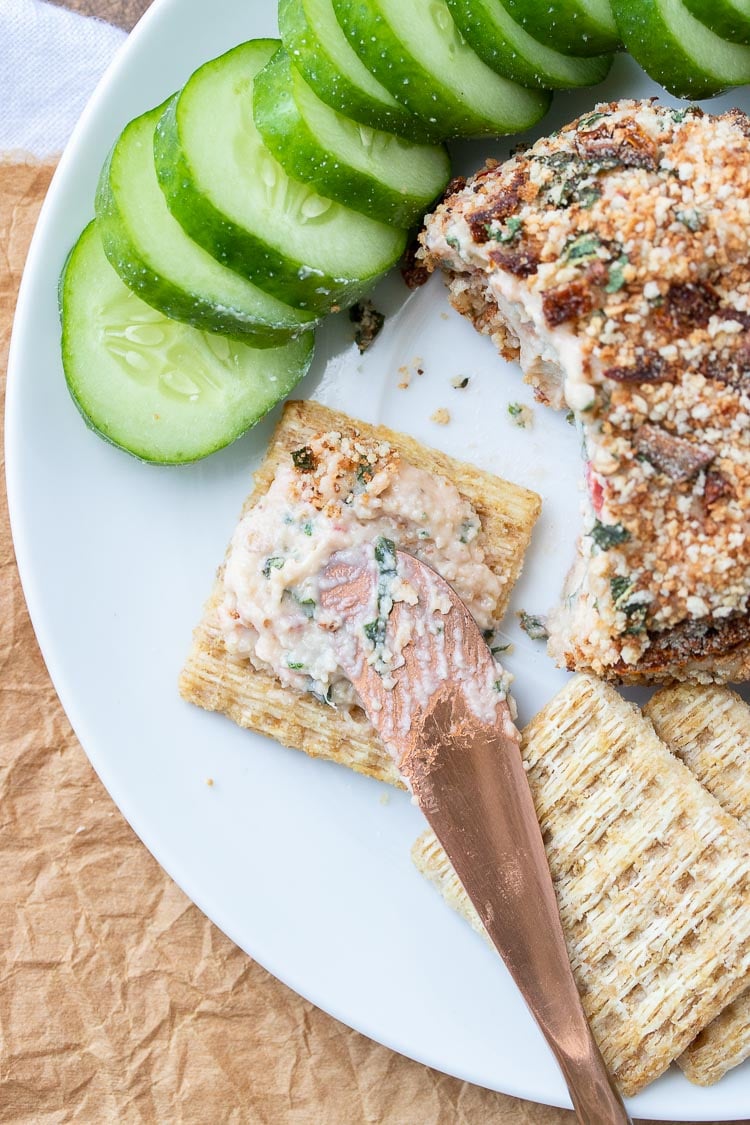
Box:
645, 685, 750, 1086
414, 676, 750, 1095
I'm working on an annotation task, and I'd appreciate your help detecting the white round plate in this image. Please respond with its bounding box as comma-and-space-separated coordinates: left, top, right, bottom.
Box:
7, 2, 750, 1117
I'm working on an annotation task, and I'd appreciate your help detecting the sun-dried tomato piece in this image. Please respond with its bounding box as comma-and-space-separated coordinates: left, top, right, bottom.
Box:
468, 169, 526, 243
701, 334, 750, 387
604, 350, 676, 384
488, 242, 540, 278
634, 423, 715, 481
542, 278, 594, 326
662, 281, 720, 334
629, 612, 750, 672
574, 119, 658, 171
400, 237, 431, 289
704, 470, 733, 506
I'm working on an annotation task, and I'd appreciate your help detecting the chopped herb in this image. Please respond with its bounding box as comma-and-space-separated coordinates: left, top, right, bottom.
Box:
565, 410, 576, 426
575, 183, 602, 210
537, 149, 620, 211
262, 556, 285, 578
609, 576, 648, 631
374, 536, 397, 572
363, 537, 399, 669
610, 575, 632, 606
286, 660, 305, 670
293, 593, 316, 619
623, 604, 648, 635
537, 151, 618, 175
536, 151, 575, 170
605, 254, 629, 293
579, 111, 606, 130
302, 521, 313, 536
518, 611, 549, 641
675, 208, 703, 231
363, 619, 386, 646
356, 459, 375, 488
349, 299, 385, 354
487, 216, 522, 243
291, 446, 317, 472
565, 233, 601, 261
670, 105, 700, 124
491, 643, 511, 655
483, 629, 494, 641
446, 234, 461, 251
459, 520, 477, 544
508, 401, 532, 428
451, 375, 470, 389
590, 520, 631, 550
493, 680, 506, 693
417, 528, 431, 540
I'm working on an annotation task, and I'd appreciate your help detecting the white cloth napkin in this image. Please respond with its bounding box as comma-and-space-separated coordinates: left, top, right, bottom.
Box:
0, 0, 126, 157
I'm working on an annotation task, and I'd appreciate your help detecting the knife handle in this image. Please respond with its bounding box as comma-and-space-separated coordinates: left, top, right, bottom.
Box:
411, 717, 633, 1125
542, 1014, 633, 1125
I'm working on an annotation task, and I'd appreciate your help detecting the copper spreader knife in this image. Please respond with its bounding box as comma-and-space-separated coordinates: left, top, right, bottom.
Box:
319, 546, 631, 1125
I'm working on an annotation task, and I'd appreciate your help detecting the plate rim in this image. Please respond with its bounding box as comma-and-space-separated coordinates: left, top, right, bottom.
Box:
5, 2, 749, 1118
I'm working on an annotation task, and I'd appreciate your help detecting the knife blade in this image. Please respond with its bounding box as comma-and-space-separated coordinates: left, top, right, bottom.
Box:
319, 544, 631, 1125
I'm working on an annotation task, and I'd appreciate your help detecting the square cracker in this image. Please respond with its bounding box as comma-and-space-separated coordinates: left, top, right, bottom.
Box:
179, 399, 541, 784
412, 674, 750, 1096
646, 685, 750, 1086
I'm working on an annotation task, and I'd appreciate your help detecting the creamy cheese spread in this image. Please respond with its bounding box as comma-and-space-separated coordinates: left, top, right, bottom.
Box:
220, 429, 507, 712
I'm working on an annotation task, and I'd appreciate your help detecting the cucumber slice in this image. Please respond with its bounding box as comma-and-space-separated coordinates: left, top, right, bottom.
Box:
683, 0, 750, 46
332, 0, 551, 139
612, 0, 750, 97
61, 223, 315, 464
278, 0, 436, 139
502, 0, 620, 56
154, 40, 407, 314
253, 49, 451, 226
445, 0, 613, 88
95, 104, 318, 347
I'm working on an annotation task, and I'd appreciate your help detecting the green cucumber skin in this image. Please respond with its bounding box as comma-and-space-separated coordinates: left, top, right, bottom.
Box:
278, 0, 438, 139
332, 0, 551, 138
61, 223, 315, 465
502, 0, 621, 56
683, 0, 750, 44
154, 45, 406, 315
612, 0, 750, 96
95, 107, 318, 347
445, 0, 613, 88
253, 50, 450, 227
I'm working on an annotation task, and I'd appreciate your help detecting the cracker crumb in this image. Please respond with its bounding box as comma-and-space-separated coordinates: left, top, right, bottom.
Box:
205, 778, 214, 787
451, 375, 470, 389
397, 356, 425, 389
508, 402, 534, 428
431, 408, 451, 425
